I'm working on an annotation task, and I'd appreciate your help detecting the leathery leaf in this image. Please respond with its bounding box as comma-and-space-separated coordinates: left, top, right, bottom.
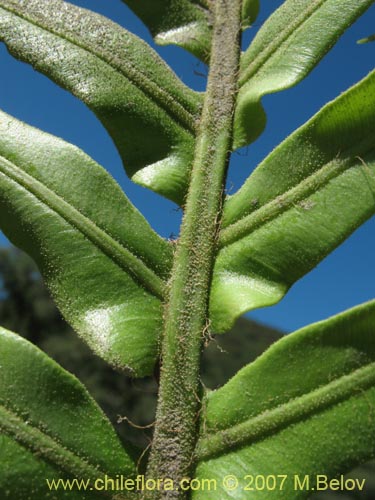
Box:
0, 110, 173, 376
233, 0, 374, 149
0, 326, 136, 499
0, 0, 202, 204
122, 0, 213, 63
195, 301, 375, 500
209, 70, 375, 333
122, 0, 259, 62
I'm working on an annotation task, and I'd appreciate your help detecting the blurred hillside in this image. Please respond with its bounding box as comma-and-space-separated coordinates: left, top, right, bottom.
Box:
0, 246, 373, 493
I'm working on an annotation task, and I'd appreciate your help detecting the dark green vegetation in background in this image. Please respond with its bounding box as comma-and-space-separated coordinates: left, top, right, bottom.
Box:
0, 246, 283, 448
0, 1, 374, 498
0, 246, 374, 497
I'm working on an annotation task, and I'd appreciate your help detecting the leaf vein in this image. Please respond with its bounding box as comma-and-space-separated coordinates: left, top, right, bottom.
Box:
197, 361, 375, 460
0, 2, 198, 135
0, 404, 134, 499
239, 0, 326, 86
0, 156, 166, 299
219, 150, 374, 248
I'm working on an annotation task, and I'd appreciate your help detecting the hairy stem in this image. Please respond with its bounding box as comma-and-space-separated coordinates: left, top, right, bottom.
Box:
145, 1, 242, 498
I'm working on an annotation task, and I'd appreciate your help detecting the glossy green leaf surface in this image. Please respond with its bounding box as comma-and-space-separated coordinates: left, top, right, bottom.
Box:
209, 70, 375, 333
0, 0, 202, 204
233, 0, 373, 149
195, 301, 375, 499
122, 0, 212, 62
122, 0, 259, 62
0, 110, 173, 376
0, 326, 135, 499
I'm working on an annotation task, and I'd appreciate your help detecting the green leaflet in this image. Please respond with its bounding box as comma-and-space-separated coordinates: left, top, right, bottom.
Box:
209, 70, 375, 333
122, 0, 259, 62
0, 0, 202, 205
0, 110, 173, 376
242, 0, 260, 28
233, 0, 374, 149
0, 327, 135, 499
121, 0, 212, 63
194, 301, 375, 500
0, 0, 371, 202
358, 33, 375, 43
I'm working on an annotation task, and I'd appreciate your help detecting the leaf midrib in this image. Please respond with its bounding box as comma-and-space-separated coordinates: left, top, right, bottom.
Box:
239, 0, 326, 86
0, 404, 133, 500
219, 145, 374, 248
197, 361, 375, 461
0, 2, 198, 135
0, 156, 166, 299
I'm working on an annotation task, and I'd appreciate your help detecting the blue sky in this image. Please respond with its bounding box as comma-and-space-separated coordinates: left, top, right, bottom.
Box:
0, 0, 374, 333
